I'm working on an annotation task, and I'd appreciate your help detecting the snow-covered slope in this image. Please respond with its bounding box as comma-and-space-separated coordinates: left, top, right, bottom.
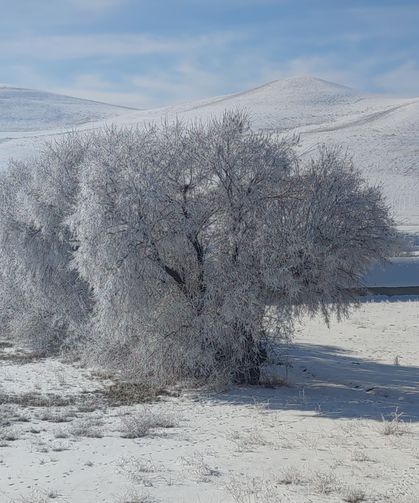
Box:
0, 85, 135, 132
0, 77, 418, 234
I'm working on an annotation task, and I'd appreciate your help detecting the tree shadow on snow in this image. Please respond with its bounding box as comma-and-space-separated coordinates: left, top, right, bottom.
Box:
358, 295, 419, 303
215, 343, 419, 422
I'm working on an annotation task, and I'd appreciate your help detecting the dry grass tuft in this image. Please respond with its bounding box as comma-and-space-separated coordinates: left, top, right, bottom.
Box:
116, 489, 157, 503
0, 392, 75, 408
118, 456, 160, 486
0, 351, 43, 365
120, 408, 176, 439
277, 467, 307, 486
9, 488, 61, 502
180, 453, 221, 482
0, 427, 19, 442
311, 470, 338, 495
228, 428, 270, 452
380, 408, 408, 436
69, 417, 104, 438
103, 382, 162, 406
226, 477, 279, 503
341, 487, 367, 502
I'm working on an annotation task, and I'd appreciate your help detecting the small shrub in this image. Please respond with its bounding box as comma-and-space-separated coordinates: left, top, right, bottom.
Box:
226, 477, 279, 503
0, 427, 19, 442
228, 428, 269, 452
351, 450, 373, 462
0, 393, 74, 408
181, 453, 221, 482
311, 471, 338, 495
104, 382, 162, 406
51, 441, 70, 452
342, 487, 367, 502
54, 429, 70, 439
380, 408, 408, 436
9, 489, 53, 503
117, 489, 157, 503
278, 467, 306, 486
38, 409, 75, 423
120, 408, 176, 439
118, 457, 159, 486
69, 418, 104, 438
47, 490, 60, 499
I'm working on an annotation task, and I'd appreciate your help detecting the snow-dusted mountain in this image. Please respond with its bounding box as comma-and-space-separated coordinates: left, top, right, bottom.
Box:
0, 77, 418, 234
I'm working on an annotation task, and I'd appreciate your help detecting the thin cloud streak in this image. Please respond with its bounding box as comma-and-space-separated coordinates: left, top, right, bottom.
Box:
0, 32, 244, 61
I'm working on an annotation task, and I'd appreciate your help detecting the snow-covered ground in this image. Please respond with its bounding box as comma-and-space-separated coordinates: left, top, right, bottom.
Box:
1, 299, 418, 503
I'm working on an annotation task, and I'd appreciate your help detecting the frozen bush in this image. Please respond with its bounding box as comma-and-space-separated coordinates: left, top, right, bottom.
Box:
0, 135, 92, 353
0, 111, 397, 384
69, 112, 396, 384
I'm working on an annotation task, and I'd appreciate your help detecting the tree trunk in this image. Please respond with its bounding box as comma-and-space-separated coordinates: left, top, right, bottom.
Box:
234, 329, 264, 385
232, 324, 266, 385
208, 317, 267, 385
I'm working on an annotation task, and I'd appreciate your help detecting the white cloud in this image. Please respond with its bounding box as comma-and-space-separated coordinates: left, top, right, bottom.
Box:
0, 31, 243, 61
129, 63, 225, 104
67, 0, 130, 11
50, 64, 226, 108
51, 73, 146, 108
375, 62, 419, 97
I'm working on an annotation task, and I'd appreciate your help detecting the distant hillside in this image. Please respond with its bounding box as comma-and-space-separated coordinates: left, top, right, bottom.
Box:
0, 85, 135, 132
0, 77, 418, 234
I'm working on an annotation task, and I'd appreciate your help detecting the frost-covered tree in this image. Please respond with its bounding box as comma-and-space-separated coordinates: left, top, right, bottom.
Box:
0, 135, 92, 353
66, 112, 396, 384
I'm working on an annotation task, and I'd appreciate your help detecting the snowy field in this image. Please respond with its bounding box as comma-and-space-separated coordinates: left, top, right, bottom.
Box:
1, 299, 418, 503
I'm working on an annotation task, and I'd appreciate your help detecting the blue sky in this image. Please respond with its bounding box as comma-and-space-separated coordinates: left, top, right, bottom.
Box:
1, 0, 419, 108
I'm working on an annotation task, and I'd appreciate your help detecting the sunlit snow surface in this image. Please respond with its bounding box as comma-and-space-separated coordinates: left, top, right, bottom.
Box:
1, 299, 418, 502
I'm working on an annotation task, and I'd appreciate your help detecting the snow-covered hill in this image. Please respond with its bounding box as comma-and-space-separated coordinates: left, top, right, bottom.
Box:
0, 85, 139, 174
0, 77, 418, 235
0, 85, 136, 132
